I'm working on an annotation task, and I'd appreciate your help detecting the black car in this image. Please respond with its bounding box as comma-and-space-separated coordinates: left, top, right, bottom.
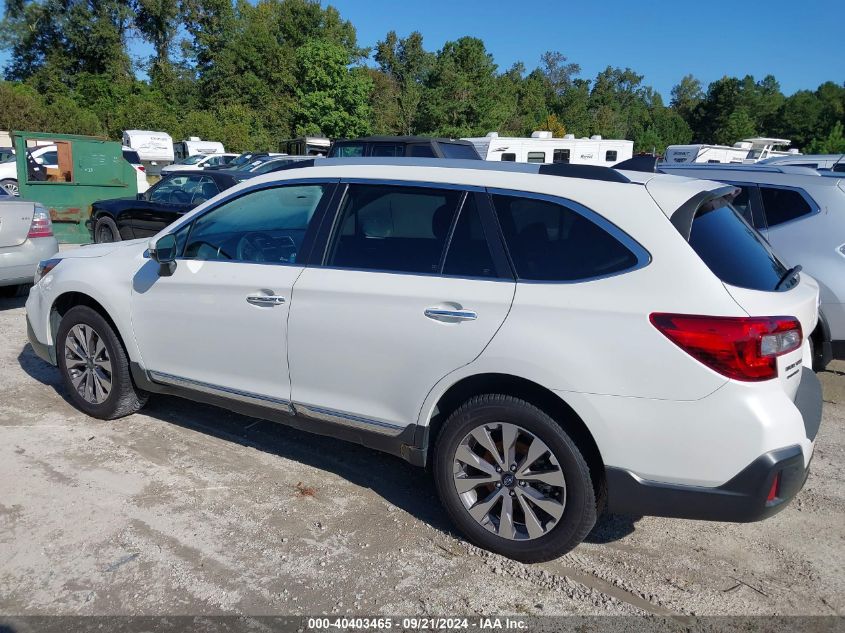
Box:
88, 170, 241, 243
328, 136, 481, 159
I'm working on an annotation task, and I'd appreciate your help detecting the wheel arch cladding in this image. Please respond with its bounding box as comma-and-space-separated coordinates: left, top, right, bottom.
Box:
425, 373, 606, 503
51, 292, 131, 358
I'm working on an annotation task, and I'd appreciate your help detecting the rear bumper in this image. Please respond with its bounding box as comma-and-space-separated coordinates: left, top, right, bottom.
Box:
605, 369, 822, 522
0, 236, 59, 285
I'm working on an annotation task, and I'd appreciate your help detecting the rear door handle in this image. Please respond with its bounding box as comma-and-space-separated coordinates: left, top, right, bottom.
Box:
424, 308, 477, 322
246, 295, 286, 306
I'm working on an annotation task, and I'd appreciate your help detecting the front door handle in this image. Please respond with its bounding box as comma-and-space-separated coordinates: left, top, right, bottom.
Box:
424, 308, 477, 322
246, 295, 286, 306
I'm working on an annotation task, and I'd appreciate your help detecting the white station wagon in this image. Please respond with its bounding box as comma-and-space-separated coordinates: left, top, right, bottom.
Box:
26, 158, 822, 561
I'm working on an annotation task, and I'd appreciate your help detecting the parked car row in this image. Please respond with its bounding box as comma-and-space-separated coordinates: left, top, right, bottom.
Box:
25, 157, 824, 562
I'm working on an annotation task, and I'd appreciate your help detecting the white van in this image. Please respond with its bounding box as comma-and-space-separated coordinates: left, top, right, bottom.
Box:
122, 130, 175, 174
174, 138, 226, 162
463, 131, 633, 166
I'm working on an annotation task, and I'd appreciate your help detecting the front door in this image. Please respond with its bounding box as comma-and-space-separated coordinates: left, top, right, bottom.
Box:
130, 182, 334, 408
288, 182, 515, 433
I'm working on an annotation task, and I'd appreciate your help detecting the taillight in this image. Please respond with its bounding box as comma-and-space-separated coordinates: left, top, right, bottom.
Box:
137, 165, 145, 172
649, 313, 802, 381
28, 205, 53, 238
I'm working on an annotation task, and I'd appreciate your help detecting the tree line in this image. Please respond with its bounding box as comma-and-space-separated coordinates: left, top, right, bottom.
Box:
1, 0, 843, 154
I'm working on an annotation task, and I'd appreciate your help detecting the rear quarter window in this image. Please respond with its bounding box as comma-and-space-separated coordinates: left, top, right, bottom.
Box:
687, 201, 790, 291
491, 193, 641, 281
759, 186, 814, 227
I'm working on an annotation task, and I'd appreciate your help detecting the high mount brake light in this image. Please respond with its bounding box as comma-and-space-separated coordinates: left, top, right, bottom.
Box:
649, 313, 802, 382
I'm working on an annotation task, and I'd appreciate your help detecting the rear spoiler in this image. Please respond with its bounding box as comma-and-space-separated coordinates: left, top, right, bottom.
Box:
613, 155, 660, 173
671, 185, 742, 240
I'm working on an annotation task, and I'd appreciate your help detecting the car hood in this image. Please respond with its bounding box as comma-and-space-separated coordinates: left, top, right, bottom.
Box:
56, 238, 147, 260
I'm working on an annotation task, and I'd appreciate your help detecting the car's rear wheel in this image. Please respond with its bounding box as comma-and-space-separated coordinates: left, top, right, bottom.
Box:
0, 179, 18, 196
434, 395, 597, 562
94, 216, 121, 244
57, 305, 148, 419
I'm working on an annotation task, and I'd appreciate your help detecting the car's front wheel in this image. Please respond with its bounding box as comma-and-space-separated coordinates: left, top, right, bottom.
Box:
94, 216, 121, 243
57, 305, 148, 419
434, 395, 597, 562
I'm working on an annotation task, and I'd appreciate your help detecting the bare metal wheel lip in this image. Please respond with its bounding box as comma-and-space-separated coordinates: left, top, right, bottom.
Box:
452, 421, 566, 541
64, 324, 113, 405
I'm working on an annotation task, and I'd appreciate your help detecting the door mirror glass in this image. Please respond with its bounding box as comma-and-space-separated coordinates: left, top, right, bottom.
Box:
150, 233, 178, 263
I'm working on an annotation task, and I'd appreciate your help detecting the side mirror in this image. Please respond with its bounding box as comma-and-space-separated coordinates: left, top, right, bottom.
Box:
149, 233, 177, 276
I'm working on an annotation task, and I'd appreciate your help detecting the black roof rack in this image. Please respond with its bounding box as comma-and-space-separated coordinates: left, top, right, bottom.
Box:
247, 157, 635, 184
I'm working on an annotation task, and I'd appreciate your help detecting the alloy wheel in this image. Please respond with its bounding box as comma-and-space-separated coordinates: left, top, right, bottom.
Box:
64, 324, 112, 404
452, 422, 566, 540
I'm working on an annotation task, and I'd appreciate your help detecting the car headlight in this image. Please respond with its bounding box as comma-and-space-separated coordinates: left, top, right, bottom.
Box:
35, 258, 62, 283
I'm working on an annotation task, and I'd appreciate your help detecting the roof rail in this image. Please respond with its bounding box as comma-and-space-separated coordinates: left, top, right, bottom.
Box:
658, 163, 820, 176
253, 157, 633, 184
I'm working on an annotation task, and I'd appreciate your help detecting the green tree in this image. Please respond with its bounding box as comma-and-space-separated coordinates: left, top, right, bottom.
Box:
419, 37, 509, 137
375, 31, 434, 135
807, 121, 845, 154
293, 39, 372, 138
670, 74, 703, 123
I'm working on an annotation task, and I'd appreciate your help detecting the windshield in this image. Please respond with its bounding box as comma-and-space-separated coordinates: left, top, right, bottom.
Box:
177, 154, 207, 165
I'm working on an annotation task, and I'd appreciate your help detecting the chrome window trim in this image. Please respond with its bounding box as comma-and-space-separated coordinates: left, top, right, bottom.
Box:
339, 178, 484, 193
485, 187, 652, 284
149, 371, 294, 414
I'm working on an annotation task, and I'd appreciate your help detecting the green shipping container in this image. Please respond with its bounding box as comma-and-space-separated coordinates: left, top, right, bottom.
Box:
14, 131, 138, 243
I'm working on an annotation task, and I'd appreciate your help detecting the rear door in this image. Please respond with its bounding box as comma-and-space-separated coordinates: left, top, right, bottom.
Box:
287, 182, 515, 432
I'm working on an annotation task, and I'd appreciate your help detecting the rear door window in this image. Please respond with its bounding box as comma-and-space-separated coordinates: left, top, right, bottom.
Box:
759, 186, 815, 227
442, 195, 497, 278
687, 200, 790, 291
491, 193, 640, 281
326, 184, 461, 275
370, 143, 404, 157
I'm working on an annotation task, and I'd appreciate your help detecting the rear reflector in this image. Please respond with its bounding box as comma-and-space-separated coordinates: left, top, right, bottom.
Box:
27, 206, 53, 238
650, 313, 802, 381
766, 473, 781, 503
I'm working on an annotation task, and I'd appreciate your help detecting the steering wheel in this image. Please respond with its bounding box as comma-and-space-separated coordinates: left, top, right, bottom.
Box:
236, 232, 273, 262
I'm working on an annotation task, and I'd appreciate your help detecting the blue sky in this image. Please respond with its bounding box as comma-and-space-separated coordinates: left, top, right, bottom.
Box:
1, 0, 841, 99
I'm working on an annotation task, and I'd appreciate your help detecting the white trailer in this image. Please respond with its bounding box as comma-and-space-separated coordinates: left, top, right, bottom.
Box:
173, 137, 226, 161
122, 130, 175, 174
462, 131, 634, 166
663, 138, 800, 165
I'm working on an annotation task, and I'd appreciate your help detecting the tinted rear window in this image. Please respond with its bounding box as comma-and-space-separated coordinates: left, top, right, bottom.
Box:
759, 186, 814, 227
688, 202, 790, 291
439, 143, 479, 159
122, 150, 141, 164
491, 193, 639, 281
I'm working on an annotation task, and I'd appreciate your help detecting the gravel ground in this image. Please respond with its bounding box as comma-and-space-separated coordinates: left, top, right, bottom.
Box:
0, 290, 843, 618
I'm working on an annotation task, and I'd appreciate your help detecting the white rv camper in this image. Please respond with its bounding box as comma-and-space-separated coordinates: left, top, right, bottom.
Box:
462, 131, 634, 166
663, 138, 800, 165
122, 130, 175, 174
173, 137, 226, 161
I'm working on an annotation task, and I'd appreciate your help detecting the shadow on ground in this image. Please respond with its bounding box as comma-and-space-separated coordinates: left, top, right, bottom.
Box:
17, 341, 638, 547
0, 294, 27, 312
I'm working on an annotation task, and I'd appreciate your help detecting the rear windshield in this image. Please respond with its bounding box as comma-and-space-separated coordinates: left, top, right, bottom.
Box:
687, 200, 791, 291
439, 142, 480, 159
122, 149, 141, 164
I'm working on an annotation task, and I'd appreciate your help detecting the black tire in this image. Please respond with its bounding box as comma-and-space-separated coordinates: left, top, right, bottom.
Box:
434, 395, 597, 562
94, 216, 121, 243
56, 305, 148, 419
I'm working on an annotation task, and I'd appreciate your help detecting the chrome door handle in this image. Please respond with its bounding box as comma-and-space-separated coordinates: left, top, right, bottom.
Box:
246, 295, 286, 306
424, 308, 477, 322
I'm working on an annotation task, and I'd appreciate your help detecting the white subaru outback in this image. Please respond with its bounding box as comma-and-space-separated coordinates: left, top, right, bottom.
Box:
26, 158, 823, 562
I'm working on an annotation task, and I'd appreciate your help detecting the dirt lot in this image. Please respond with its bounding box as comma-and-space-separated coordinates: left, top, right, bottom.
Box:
1, 290, 844, 619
